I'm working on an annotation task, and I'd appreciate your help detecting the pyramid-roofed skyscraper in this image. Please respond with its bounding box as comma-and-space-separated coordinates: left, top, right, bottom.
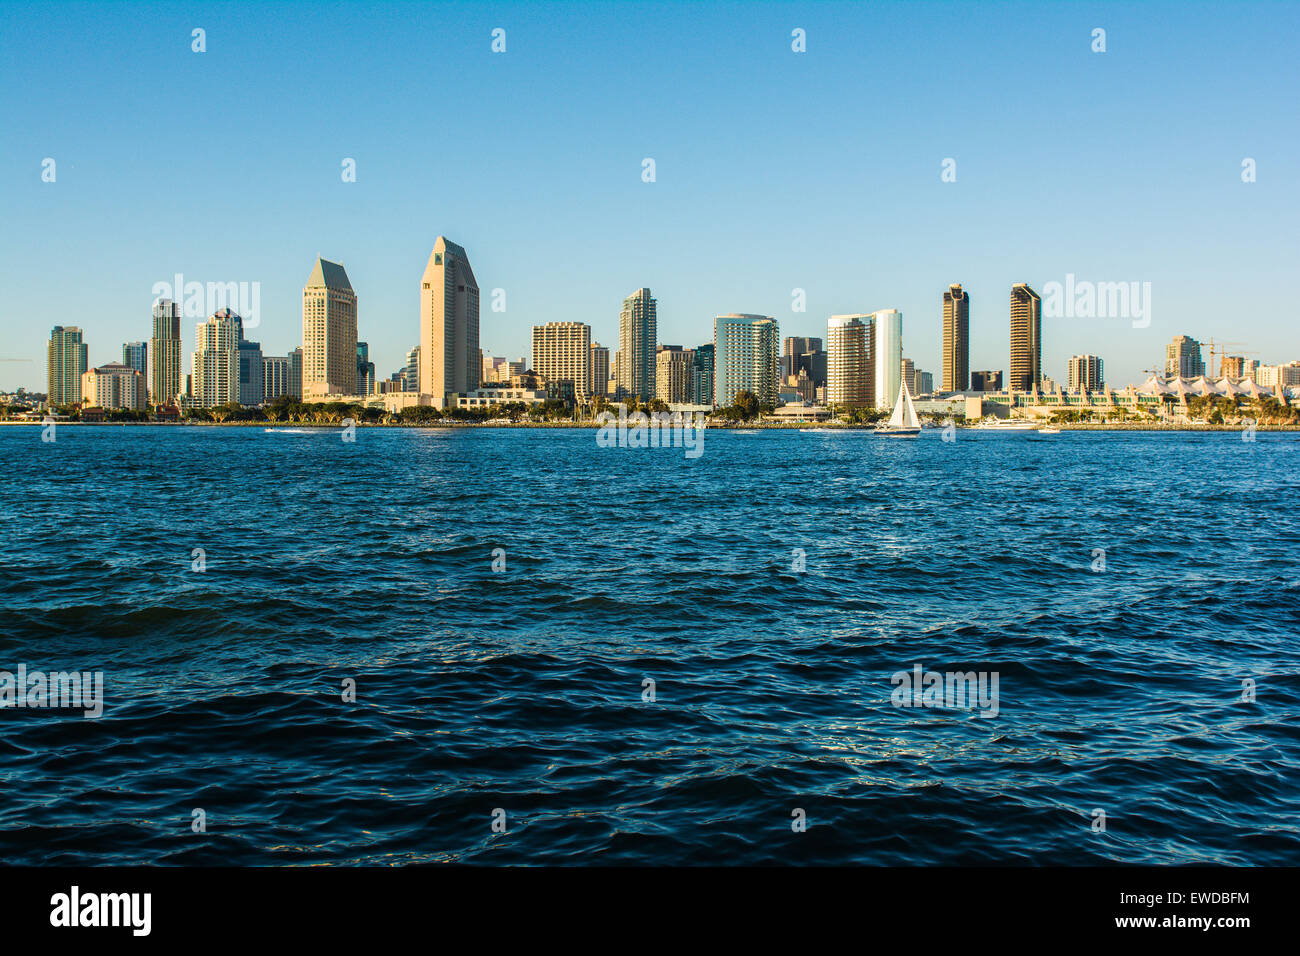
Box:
302, 257, 358, 397
420, 237, 479, 409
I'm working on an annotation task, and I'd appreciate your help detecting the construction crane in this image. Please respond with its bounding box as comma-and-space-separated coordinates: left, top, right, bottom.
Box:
1206, 338, 1259, 379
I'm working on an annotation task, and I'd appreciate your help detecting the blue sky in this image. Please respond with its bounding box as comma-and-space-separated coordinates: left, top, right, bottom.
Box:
1, 0, 1296, 391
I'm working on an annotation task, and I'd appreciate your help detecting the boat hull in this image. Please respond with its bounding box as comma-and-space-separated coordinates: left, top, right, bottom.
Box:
873, 427, 921, 437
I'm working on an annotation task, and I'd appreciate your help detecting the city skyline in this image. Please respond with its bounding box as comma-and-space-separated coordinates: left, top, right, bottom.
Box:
2, 2, 1296, 392
20, 263, 1300, 413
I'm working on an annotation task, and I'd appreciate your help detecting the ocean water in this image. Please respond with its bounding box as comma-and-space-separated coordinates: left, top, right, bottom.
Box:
1, 424, 1298, 865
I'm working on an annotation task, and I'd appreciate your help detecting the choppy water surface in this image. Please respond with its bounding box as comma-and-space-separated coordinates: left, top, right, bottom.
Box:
1, 425, 1297, 864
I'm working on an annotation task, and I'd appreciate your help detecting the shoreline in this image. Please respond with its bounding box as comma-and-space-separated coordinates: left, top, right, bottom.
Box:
3, 420, 1297, 433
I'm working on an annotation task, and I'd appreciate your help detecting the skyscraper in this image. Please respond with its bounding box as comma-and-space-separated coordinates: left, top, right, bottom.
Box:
302, 258, 358, 398
420, 237, 479, 409
192, 309, 241, 408
356, 342, 375, 396
590, 343, 610, 398
151, 298, 182, 407
942, 283, 970, 392
123, 342, 147, 385
618, 288, 657, 401
782, 337, 827, 389
714, 314, 779, 407
1067, 354, 1104, 391
288, 347, 303, 399
1165, 335, 1205, 378
237, 335, 263, 407
263, 355, 291, 402
692, 344, 715, 407
655, 345, 693, 404
404, 345, 420, 393
873, 309, 903, 409
47, 326, 88, 406
532, 322, 592, 398
782, 337, 822, 379
826, 314, 874, 408
1009, 284, 1042, 391
1220, 355, 1248, 379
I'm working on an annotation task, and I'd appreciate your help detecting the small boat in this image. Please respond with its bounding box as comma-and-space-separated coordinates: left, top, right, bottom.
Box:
973, 417, 1036, 432
874, 379, 922, 436
1037, 425, 1061, 435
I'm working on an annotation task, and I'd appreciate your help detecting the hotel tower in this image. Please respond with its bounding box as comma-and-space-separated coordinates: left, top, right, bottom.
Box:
942, 284, 970, 393
1009, 283, 1042, 391
302, 258, 358, 398
872, 309, 903, 409
420, 237, 479, 408
532, 321, 592, 398
826, 314, 874, 408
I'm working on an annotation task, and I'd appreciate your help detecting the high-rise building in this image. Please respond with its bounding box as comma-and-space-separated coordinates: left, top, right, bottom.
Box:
192, 309, 241, 408
404, 345, 420, 393
783, 336, 822, 358
942, 283, 970, 392
827, 314, 874, 408
1067, 354, 1104, 391
303, 258, 358, 398
81, 363, 145, 411
356, 342, 376, 396
655, 345, 694, 404
1009, 284, 1042, 391
902, 359, 930, 397
610, 350, 624, 399
533, 322, 592, 398
618, 288, 657, 401
1220, 355, 1248, 379
782, 338, 827, 389
873, 309, 903, 409
971, 370, 1003, 392
590, 344, 610, 398
692, 344, 715, 407
420, 237, 479, 408
782, 337, 823, 378
1165, 335, 1205, 378
123, 342, 147, 386
47, 326, 88, 406
714, 314, 779, 407
151, 299, 182, 407
288, 347, 303, 399
263, 355, 291, 402
237, 336, 263, 406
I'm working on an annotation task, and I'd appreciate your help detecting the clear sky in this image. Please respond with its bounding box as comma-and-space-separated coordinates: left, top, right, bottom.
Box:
1, 0, 1296, 392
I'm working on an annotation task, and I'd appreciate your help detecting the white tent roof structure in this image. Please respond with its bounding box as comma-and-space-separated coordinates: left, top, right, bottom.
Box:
1135, 375, 1276, 400
1136, 375, 1176, 396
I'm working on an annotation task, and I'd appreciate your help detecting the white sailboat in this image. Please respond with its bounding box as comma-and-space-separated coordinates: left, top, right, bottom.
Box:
873, 378, 922, 436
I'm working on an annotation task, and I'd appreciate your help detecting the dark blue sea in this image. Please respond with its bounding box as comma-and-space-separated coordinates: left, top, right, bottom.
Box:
1, 424, 1297, 865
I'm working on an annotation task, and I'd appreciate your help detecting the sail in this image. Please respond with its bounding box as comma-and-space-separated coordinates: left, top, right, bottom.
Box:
902, 380, 920, 428
887, 387, 905, 428
886, 379, 920, 429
